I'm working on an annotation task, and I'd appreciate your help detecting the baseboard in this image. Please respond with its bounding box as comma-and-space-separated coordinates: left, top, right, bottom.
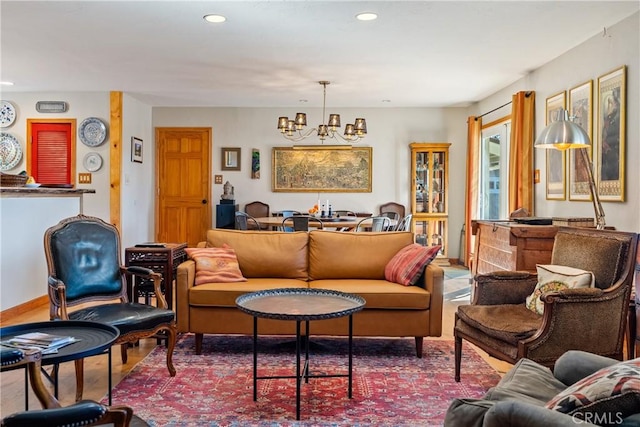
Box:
0, 295, 49, 326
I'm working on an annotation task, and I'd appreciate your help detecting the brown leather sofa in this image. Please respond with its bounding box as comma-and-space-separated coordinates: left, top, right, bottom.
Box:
176, 229, 444, 356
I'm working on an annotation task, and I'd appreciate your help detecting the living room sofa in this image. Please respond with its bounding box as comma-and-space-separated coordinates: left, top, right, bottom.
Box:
176, 229, 444, 356
444, 350, 640, 427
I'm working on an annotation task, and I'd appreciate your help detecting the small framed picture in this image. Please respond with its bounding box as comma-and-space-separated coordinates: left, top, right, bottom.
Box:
131, 137, 143, 163
221, 147, 241, 171
545, 91, 566, 200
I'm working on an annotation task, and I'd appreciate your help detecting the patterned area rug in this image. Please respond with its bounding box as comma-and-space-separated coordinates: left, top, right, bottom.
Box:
104, 334, 500, 426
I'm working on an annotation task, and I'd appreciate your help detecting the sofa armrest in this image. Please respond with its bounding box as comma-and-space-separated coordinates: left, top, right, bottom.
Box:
176, 259, 196, 333
483, 401, 598, 427
552, 350, 619, 386
423, 263, 444, 337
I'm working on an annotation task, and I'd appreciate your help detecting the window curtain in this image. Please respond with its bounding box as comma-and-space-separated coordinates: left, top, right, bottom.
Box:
464, 116, 481, 266
508, 91, 535, 214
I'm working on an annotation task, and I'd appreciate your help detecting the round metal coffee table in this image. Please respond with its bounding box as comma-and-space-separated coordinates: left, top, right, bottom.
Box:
236, 288, 365, 420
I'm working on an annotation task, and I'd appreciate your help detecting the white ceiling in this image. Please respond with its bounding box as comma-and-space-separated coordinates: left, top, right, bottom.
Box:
1, 1, 638, 108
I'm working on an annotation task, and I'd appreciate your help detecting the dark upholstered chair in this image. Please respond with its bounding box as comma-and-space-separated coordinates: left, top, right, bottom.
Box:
379, 202, 405, 221
244, 201, 269, 229
0, 346, 135, 427
281, 216, 324, 231
44, 215, 176, 400
235, 211, 261, 230
454, 227, 638, 381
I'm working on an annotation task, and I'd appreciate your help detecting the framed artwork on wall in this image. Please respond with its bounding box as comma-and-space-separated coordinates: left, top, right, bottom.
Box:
131, 137, 143, 163
568, 80, 593, 201
596, 65, 626, 202
545, 91, 566, 200
272, 146, 372, 192
221, 147, 241, 171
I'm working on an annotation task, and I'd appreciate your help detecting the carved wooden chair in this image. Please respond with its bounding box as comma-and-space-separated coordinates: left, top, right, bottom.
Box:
44, 214, 177, 401
379, 202, 405, 222
244, 201, 270, 229
0, 346, 134, 426
454, 227, 638, 381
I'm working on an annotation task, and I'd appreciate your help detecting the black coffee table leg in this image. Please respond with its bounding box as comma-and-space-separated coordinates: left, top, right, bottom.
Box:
295, 320, 301, 420
253, 316, 258, 402
349, 314, 353, 398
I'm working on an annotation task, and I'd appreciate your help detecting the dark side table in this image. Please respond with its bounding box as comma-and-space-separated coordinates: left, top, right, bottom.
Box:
125, 243, 187, 311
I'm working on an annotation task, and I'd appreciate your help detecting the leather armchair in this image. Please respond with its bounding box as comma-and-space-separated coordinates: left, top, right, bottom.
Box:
0, 347, 134, 427
455, 227, 638, 381
44, 214, 177, 401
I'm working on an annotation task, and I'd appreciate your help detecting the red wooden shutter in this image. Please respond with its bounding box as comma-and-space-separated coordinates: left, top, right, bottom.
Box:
31, 123, 72, 184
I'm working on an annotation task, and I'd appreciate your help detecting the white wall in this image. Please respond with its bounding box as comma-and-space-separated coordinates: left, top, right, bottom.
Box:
467, 12, 639, 232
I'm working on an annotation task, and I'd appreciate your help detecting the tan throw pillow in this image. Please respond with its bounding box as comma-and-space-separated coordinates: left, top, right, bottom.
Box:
384, 244, 441, 286
525, 264, 594, 315
185, 247, 247, 285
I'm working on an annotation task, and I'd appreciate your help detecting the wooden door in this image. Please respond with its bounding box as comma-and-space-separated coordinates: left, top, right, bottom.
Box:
155, 128, 211, 247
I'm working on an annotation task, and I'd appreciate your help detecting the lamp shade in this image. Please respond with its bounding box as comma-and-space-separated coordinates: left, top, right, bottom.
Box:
535, 109, 590, 150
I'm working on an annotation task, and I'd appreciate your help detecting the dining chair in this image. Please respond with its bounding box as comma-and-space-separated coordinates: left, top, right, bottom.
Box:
244, 201, 270, 230
43, 214, 177, 401
0, 346, 137, 426
394, 213, 413, 231
379, 202, 405, 221
235, 211, 261, 230
281, 216, 324, 231
333, 210, 357, 218
355, 216, 391, 232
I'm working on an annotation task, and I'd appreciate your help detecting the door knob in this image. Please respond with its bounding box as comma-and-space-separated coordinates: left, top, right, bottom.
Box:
202, 199, 208, 204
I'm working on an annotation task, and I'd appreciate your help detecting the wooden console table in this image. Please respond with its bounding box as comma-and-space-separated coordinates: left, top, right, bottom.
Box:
471, 221, 558, 275
125, 243, 188, 311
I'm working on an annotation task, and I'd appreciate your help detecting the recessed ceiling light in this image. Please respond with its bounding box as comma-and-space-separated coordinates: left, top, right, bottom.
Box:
0, 81, 14, 86
356, 12, 377, 21
203, 14, 226, 23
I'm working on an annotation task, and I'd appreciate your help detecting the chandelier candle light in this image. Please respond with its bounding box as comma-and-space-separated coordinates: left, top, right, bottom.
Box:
277, 81, 367, 144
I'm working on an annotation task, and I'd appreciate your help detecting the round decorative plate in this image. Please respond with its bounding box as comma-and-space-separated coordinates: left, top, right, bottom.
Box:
0, 133, 22, 171
83, 152, 103, 172
0, 101, 17, 128
79, 117, 107, 147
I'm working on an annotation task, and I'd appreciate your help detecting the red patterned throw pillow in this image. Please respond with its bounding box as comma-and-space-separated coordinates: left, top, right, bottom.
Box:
545, 358, 640, 420
385, 244, 441, 286
185, 247, 247, 285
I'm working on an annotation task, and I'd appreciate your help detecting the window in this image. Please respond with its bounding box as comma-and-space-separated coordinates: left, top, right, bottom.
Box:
478, 118, 510, 220
27, 119, 76, 184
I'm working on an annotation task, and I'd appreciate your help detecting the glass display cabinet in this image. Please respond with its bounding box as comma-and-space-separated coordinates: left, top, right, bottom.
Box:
410, 142, 450, 260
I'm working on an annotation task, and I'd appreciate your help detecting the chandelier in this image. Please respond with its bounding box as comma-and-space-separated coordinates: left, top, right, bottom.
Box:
277, 81, 367, 143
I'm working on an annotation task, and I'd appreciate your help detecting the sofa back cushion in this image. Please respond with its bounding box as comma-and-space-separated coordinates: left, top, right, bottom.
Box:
308, 231, 415, 280
205, 229, 308, 280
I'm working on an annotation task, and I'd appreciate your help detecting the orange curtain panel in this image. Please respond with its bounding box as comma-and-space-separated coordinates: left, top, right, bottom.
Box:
464, 116, 482, 266
508, 91, 535, 215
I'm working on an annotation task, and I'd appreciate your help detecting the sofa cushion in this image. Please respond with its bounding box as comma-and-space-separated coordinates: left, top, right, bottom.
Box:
456, 304, 542, 345
525, 264, 594, 315
189, 278, 308, 307
545, 358, 640, 419
185, 247, 247, 285
309, 279, 430, 309
205, 229, 308, 280
384, 244, 440, 286
308, 231, 414, 280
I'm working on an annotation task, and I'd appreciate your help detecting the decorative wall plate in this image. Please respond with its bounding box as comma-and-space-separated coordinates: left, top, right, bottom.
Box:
79, 117, 107, 147
0, 101, 17, 128
0, 133, 22, 171
83, 152, 103, 172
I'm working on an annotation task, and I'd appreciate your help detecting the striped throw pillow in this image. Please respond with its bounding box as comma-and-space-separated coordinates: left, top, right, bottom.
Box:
185, 247, 247, 285
385, 244, 441, 286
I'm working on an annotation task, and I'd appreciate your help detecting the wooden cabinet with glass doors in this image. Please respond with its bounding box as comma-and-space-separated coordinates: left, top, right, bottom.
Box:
410, 142, 450, 261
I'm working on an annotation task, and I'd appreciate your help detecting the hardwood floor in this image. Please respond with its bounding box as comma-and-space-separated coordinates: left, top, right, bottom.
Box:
0, 266, 513, 417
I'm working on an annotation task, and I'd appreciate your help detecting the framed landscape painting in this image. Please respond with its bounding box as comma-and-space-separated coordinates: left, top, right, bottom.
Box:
272, 146, 372, 192
596, 66, 626, 202
545, 91, 566, 200
568, 80, 593, 201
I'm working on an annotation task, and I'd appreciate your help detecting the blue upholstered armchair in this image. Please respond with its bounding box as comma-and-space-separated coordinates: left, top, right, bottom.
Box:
43, 214, 176, 401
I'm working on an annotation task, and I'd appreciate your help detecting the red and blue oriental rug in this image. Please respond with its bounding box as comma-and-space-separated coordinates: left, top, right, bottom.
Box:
104, 334, 500, 426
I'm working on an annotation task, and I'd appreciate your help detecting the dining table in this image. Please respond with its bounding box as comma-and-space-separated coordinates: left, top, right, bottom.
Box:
254, 216, 397, 231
